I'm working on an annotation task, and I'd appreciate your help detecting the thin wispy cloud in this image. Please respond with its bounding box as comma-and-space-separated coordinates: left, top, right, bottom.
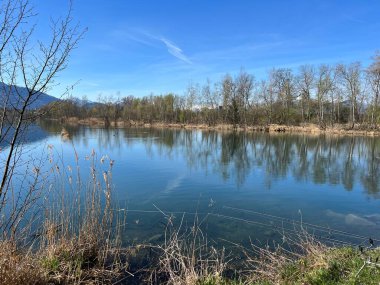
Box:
159, 37, 192, 64
111, 28, 192, 64
113, 29, 158, 47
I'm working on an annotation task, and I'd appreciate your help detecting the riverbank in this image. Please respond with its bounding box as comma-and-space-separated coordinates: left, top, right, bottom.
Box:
2, 235, 380, 285
55, 117, 380, 137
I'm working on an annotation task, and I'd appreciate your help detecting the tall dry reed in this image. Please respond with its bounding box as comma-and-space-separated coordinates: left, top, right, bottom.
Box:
0, 143, 128, 285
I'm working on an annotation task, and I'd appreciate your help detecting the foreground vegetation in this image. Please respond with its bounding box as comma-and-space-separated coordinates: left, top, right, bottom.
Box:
2, 212, 380, 285
197, 246, 380, 285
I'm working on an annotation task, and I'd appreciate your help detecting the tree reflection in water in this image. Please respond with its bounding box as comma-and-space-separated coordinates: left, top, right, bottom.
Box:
39, 123, 380, 197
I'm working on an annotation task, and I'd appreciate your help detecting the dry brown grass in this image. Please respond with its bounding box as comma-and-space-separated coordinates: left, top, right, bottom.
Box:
0, 147, 129, 285
150, 213, 228, 285
0, 241, 46, 285
244, 230, 329, 284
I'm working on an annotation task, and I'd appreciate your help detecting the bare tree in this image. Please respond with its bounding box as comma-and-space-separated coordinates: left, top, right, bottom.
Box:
257, 80, 274, 124
221, 74, 235, 124
185, 82, 200, 123
366, 52, 380, 128
0, 0, 84, 233
173, 94, 186, 123
235, 69, 255, 126
337, 62, 361, 128
297, 65, 315, 123
271, 68, 295, 124
328, 66, 339, 126
200, 79, 218, 125
316, 65, 335, 126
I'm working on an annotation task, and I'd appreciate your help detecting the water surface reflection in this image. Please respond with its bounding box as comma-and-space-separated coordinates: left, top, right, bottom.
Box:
34, 123, 380, 246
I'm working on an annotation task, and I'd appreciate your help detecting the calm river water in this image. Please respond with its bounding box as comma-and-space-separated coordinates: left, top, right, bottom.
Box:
14, 122, 380, 247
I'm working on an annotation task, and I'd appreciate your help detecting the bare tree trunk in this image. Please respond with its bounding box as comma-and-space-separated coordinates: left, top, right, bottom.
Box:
0, 0, 85, 216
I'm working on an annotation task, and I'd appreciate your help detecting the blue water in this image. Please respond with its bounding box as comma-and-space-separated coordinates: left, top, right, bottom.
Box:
6, 122, 380, 247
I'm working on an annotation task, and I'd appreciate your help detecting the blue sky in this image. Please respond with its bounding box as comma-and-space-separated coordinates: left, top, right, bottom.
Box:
35, 0, 380, 100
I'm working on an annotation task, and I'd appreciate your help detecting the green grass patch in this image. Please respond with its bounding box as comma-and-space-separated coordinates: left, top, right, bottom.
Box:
277, 246, 380, 285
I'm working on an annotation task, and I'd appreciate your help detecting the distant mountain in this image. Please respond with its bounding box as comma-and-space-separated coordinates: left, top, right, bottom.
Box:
0, 82, 59, 110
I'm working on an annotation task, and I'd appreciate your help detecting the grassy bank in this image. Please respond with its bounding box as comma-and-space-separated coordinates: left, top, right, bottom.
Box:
196, 246, 380, 285
55, 117, 380, 137
2, 228, 380, 284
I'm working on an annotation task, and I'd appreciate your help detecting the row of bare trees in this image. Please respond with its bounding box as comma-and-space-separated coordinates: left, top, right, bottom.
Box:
44, 54, 380, 129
